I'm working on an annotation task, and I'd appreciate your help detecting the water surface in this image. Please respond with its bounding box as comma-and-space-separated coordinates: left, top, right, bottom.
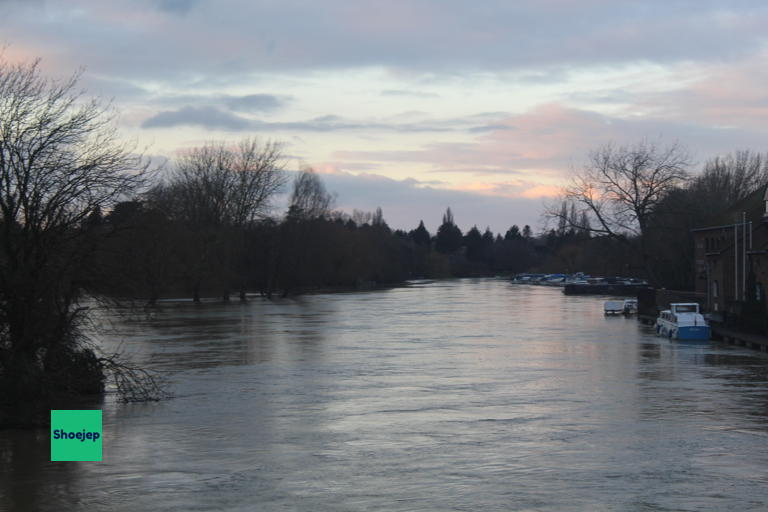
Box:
3, 279, 768, 511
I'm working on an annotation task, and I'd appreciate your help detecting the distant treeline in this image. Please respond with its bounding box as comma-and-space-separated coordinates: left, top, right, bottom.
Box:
84, 145, 543, 301
81, 143, 768, 301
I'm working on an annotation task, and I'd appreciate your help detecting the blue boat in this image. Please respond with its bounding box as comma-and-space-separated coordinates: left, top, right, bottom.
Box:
655, 303, 710, 341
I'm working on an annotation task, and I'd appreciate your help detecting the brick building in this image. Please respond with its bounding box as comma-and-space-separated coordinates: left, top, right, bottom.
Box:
692, 185, 768, 331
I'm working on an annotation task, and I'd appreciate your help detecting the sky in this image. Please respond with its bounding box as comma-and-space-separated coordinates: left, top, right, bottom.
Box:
2, 0, 768, 234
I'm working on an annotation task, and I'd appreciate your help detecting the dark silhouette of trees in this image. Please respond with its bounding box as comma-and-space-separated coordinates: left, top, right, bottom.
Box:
276, 168, 336, 295
505, 225, 521, 240
0, 57, 151, 411
148, 138, 285, 301
409, 220, 431, 247
464, 226, 483, 261
287, 167, 335, 221
554, 140, 690, 239
435, 208, 463, 254
547, 139, 691, 284
695, 150, 768, 206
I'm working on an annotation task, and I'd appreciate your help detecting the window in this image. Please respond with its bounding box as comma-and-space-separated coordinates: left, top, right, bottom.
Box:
712, 280, 719, 298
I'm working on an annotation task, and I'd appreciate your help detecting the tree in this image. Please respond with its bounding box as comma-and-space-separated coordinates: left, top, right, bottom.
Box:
557, 139, 690, 239
276, 169, 336, 295
409, 220, 431, 246
435, 207, 463, 253
160, 138, 285, 227
464, 226, 483, 260
691, 150, 768, 212
287, 167, 335, 221
549, 139, 690, 283
151, 138, 285, 301
0, 57, 151, 410
505, 225, 521, 240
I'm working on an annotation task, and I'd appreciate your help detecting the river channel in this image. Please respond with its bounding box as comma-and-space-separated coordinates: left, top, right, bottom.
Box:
2, 279, 768, 511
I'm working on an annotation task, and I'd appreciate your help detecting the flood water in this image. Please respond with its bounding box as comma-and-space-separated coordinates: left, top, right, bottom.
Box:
3, 279, 768, 511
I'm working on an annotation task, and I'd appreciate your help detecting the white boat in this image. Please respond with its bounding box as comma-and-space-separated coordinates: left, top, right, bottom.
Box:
604, 300, 624, 315
540, 274, 567, 286
622, 299, 638, 315
510, 273, 545, 284
655, 303, 710, 341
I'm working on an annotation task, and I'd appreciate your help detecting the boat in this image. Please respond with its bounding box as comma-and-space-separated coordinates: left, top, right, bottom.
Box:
604, 300, 624, 315
622, 299, 638, 315
510, 273, 546, 284
563, 277, 648, 295
655, 303, 710, 341
540, 274, 567, 286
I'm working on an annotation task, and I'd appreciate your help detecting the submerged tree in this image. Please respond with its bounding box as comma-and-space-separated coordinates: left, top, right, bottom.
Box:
150, 138, 286, 301
0, 57, 152, 412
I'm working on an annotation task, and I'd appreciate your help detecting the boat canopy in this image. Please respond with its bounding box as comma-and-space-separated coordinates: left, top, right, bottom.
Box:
671, 303, 699, 314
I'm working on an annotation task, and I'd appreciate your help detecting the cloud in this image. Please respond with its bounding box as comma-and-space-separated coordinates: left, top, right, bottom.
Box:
630, 52, 768, 131
4, 1, 768, 81
334, 102, 768, 179
153, 0, 202, 14
381, 89, 439, 98
142, 105, 251, 130
140, 109, 502, 133
222, 93, 286, 112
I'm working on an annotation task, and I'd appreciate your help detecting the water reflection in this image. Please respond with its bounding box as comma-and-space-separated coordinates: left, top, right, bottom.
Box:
2, 279, 768, 511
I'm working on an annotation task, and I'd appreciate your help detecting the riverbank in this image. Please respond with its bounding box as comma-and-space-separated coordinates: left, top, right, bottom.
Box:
713, 326, 768, 352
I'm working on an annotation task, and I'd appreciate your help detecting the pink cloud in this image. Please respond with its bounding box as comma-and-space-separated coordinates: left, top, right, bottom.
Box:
632, 51, 768, 130
449, 180, 561, 199
332, 104, 624, 181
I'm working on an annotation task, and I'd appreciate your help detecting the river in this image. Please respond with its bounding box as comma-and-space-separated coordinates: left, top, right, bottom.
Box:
2, 279, 768, 511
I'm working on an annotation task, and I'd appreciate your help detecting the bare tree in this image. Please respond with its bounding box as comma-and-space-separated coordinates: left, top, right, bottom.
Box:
693, 150, 768, 207
159, 138, 285, 227
0, 57, 151, 409
287, 168, 335, 221
547, 139, 691, 282
149, 138, 286, 301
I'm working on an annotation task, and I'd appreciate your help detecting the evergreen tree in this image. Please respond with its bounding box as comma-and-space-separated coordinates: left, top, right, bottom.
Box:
505, 225, 521, 240
482, 227, 495, 246
435, 208, 463, 253
522, 225, 532, 239
409, 220, 431, 246
464, 226, 483, 261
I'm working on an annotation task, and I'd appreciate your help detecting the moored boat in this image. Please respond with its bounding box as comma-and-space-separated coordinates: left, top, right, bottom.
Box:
604, 300, 624, 315
622, 299, 638, 315
655, 303, 710, 341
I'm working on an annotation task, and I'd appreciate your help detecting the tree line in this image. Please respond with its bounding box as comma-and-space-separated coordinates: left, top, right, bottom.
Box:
92, 164, 544, 302
544, 142, 768, 289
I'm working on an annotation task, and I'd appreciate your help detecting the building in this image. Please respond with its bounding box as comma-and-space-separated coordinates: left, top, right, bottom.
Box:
692, 185, 768, 332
